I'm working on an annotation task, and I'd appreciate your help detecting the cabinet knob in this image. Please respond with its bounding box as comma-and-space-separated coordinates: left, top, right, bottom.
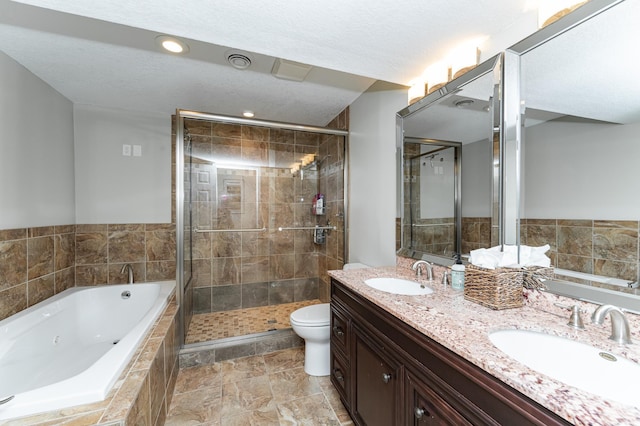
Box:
333, 368, 344, 382
382, 373, 392, 383
332, 326, 344, 337
415, 407, 429, 419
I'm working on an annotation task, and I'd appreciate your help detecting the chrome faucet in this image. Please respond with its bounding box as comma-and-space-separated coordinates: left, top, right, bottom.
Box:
591, 304, 632, 344
411, 260, 433, 280
121, 264, 134, 284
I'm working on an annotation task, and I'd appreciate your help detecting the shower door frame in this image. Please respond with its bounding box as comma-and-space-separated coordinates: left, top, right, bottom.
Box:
175, 109, 349, 348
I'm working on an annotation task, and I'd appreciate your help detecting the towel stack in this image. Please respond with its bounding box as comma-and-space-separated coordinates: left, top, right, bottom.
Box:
469, 245, 551, 270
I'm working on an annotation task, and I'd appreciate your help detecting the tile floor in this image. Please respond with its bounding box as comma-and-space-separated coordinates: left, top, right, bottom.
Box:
186, 300, 321, 344
166, 347, 353, 425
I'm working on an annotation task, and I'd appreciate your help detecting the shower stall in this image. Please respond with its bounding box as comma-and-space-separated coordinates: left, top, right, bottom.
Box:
175, 110, 348, 359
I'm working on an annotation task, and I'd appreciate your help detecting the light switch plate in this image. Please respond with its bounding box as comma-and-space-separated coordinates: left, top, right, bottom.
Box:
133, 145, 142, 157
122, 144, 132, 156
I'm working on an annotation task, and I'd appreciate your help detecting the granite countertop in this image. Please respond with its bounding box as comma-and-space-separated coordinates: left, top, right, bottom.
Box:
329, 258, 640, 426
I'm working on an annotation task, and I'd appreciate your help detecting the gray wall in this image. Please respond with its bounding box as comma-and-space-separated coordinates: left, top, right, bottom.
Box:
74, 105, 171, 224
523, 119, 640, 220
0, 51, 75, 229
462, 138, 493, 218
348, 82, 406, 267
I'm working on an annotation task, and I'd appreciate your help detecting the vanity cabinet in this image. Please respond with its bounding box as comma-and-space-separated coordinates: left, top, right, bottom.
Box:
330, 278, 571, 426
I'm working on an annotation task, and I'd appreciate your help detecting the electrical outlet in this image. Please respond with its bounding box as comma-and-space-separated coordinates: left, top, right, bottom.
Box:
133, 145, 142, 157
122, 144, 132, 156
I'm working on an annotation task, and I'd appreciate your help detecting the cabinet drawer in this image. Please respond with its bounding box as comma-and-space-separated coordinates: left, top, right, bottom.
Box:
331, 349, 350, 404
330, 303, 349, 353
407, 372, 473, 426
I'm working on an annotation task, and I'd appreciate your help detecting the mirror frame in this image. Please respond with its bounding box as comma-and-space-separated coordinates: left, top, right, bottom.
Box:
503, 0, 640, 311
503, 0, 623, 253
397, 53, 502, 266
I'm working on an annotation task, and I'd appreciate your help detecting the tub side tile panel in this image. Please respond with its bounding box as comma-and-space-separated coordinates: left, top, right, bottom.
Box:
149, 344, 166, 425
124, 373, 151, 426
100, 370, 147, 423
133, 337, 163, 372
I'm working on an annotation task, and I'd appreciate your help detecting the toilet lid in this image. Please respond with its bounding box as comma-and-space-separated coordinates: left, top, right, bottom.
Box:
290, 303, 330, 326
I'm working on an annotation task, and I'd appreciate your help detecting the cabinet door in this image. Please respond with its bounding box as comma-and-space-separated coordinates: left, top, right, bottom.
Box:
407, 372, 472, 426
354, 328, 401, 426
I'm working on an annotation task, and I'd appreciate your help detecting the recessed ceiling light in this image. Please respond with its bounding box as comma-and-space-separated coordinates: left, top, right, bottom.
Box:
155, 35, 189, 54
243, 111, 255, 118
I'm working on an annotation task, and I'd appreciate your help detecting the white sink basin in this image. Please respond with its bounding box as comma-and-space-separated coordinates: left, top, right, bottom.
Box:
364, 277, 433, 295
489, 329, 640, 407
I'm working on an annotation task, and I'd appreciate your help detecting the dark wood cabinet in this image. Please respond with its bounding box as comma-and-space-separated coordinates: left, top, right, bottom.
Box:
353, 325, 401, 426
406, 371, 471, 426
330, 278, 572, 426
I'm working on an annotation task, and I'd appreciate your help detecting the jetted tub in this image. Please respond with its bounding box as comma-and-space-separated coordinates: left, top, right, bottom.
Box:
0, 280, 175, 421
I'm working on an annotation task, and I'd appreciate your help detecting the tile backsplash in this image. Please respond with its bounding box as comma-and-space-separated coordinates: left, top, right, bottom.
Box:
522, 218, 639, 281
0, 223, 175, 321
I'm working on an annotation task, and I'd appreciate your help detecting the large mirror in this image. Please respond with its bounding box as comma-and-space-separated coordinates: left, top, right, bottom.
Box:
510, 0, 640, 298
397, 55, 501, 265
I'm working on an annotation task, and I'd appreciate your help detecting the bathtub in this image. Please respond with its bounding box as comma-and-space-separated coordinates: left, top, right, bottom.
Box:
0, 280, 175, 421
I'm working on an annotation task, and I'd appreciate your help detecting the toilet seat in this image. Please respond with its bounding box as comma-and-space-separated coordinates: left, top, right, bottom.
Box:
290, 303, 330, 327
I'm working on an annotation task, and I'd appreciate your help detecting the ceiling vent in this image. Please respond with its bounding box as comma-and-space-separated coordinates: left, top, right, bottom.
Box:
271, 58, 313, 82
226, 50, 252, 70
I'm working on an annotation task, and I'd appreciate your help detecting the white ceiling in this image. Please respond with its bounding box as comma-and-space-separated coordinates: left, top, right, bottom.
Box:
0, 0, 541, 126
522, 0, 640, 125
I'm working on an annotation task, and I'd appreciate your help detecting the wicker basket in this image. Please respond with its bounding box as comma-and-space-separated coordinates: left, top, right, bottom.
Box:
522, 266, 554, 290
464, 265, 524, 310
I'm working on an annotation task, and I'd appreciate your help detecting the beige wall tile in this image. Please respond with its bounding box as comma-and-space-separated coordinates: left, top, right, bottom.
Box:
28, 274, 55, 306
27, 236, 54, 280
0, 283, 27, 321
76, 232, 108, 265
0, 239, 27, 290
108, 231, 146, 263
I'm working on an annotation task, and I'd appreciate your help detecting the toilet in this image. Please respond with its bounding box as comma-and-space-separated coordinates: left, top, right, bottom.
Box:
290, 303, 331, 376
290, 262, 370, 376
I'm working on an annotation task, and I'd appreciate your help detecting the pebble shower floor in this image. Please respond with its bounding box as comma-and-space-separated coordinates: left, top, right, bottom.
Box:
186, 300, 321, 344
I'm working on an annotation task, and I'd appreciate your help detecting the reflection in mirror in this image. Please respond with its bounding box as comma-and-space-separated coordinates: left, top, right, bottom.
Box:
397, 55, 501, 265
404, 140, 459, 258
516, 0, 640, 294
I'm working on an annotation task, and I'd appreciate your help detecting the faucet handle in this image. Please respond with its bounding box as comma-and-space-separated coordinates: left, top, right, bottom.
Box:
554, 303, 585, 330
568, 305, 585, 330
442, 271, 449, 287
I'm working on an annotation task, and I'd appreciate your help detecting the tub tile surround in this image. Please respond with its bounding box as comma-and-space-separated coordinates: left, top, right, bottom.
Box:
75, 223, 176, 286
329, 258, 640, 425
0, 223, 176, 322
1, 292, 179, 426
522, 219, 639, 282
0, 226, 75, 321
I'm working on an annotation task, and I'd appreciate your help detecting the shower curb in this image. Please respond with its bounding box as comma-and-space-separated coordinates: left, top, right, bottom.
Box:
178, 328, 303, 368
